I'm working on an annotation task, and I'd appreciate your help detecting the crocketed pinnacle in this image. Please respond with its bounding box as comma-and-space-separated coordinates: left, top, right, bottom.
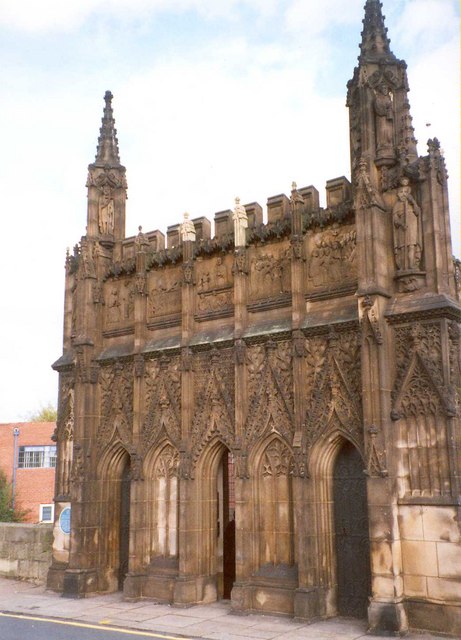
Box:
94, 90, 121, 166
359, 0, 396, 63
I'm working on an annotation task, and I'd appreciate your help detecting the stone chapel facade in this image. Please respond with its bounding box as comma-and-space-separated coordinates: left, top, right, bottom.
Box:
47, 1, 461, 635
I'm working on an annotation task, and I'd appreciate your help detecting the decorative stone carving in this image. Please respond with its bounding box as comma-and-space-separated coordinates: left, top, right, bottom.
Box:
180, 212, 195, 243
189, 349, 235, 473
233, 197, 248, 248
142, 356, 181, 448
307, 225, 356, 290
233, 248, 249, 276
250, 247, 291, 299
134, 354, 145, 378
245, 341, 293, 446
365, 425, 388, 477
373, 82, 395, 164
70, 443, 84, 484
98, 184, 115, 235
148, 269, 180, 317
98, 360, 133, 451
355, 158, 385, 209
156, 445, 179, 478
234, 339, 246, 365
303, 330, 362, 453
261, 440, 293, 477
362, 296, 383, 345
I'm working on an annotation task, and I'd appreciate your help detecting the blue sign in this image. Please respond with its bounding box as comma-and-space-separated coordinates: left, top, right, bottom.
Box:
59, 507, 71, 535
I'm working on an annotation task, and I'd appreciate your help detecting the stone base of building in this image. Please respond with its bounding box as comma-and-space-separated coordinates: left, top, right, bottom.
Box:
231, 579, 298, 617
406, 599, 461, 637
293, 586, 335, 620
62, 568, 99, 598
367, 599, 409, 636
173, 574, 218, 606
46, 561, 68, 592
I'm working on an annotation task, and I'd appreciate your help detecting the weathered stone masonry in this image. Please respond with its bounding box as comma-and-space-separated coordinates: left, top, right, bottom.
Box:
48, 1, 461, 635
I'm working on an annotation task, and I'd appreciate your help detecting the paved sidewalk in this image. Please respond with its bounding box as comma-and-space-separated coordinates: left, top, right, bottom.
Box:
0, 577, 446, 640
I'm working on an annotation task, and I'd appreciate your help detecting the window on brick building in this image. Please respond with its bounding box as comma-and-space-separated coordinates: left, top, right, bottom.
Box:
39, 504, 54, 523
18, 445, 57, 468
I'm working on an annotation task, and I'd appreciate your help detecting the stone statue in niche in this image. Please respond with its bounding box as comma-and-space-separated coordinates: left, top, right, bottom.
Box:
374, 83, 394, 159
180, 212, 195, 242
393, 177, 422, 271
122, 281, 135, 320
233, 197, 248, 247
98, 184, 115, 235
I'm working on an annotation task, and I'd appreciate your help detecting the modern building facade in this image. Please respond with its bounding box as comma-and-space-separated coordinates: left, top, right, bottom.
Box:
47, 1, 461, 635
0, 422, 56, 523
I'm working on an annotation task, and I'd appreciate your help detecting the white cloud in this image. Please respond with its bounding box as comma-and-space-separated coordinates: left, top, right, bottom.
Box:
284, 0, 362, 35
0, 0, 278, 32
394, 0, 458, 49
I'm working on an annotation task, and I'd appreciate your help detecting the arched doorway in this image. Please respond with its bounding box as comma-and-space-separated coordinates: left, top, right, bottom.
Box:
118, 458, 131, 590
218, 449, 235, 599
333, 440, 371, 617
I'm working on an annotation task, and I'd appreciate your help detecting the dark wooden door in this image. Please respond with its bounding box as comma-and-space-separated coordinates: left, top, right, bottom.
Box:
118, 462, 131, 590
333, 441, 371, 618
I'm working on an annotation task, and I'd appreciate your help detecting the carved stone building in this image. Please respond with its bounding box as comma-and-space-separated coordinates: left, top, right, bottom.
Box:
47, 1, 461, 635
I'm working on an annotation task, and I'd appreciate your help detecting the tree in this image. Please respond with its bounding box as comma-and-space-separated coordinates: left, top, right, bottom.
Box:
27, 403, 57, 422
0, 469, 27, 522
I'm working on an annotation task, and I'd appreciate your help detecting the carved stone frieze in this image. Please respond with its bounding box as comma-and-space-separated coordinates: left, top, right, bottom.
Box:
245, 340, 293, 446
142, 356, 181, 449
365, 425, 388, 477
189, 348, 235, 474
303, 330, 363, 453
250, 244, 291, 300
104, 278, 135, 327
306, 224, 357, 292
148, 267, 180, 318
261, 439, 293, 478
56, 375, 75, 442
391, 322, 450, 419
98, 360, 134, 451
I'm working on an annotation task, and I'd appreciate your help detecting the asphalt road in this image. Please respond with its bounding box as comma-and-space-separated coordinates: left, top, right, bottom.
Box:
0, 613, 193, 640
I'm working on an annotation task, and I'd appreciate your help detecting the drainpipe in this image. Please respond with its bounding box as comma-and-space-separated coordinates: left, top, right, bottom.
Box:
12, 427, 20, 510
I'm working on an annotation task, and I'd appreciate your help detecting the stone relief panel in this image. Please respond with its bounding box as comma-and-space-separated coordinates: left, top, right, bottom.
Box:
141, 355, 182, 449
104, 278, 135, 331
148, 267, 181, 319
195, 255, 234, 316
98, 360, 134, 452
306, 224, 357, 296
249, 243, 291, 302
303, 330, 362, 454
244, 340, 294, 449
189, 348, 235, 473
392, 323, 454, 499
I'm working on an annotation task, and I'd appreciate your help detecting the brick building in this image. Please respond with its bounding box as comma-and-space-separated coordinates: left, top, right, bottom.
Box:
0, 422, 56, 523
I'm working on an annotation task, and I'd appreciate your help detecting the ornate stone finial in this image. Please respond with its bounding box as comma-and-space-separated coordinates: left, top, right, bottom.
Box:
233, 197, 248, 248
180, 212, 196, 242
359, 0, 395, 63
94, 90, 121, 167
291, 181, 297, 191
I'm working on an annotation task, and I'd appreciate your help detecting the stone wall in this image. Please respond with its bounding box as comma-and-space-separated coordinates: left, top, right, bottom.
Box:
0, 523, 53, 583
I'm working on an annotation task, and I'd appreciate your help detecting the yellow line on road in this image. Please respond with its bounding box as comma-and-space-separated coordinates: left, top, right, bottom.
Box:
0, 612, 190, 640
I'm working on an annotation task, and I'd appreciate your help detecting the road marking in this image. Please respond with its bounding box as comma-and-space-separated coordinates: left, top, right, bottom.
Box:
0, 612, 189, 639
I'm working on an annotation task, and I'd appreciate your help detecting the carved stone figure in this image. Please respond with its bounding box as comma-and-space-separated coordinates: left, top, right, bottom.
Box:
98, 184, 115, 235
392, 177, 422, 271
374, 83, 394, 158
233, 197, 248, 247
180, 212, 195, 242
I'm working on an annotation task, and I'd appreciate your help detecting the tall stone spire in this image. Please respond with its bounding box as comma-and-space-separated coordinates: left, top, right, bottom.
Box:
94, 90, 121, 167
86, 91, 127, 244
347, 0, 417, 177
359, 0, 396, 63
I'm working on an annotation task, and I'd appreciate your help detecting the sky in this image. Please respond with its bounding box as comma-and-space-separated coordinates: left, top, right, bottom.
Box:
0, 0, 459, 422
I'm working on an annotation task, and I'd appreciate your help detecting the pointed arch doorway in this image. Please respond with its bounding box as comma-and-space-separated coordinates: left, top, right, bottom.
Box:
217, 449, 235, 599
333, 440, 371, 617
118, 458, 131, 590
